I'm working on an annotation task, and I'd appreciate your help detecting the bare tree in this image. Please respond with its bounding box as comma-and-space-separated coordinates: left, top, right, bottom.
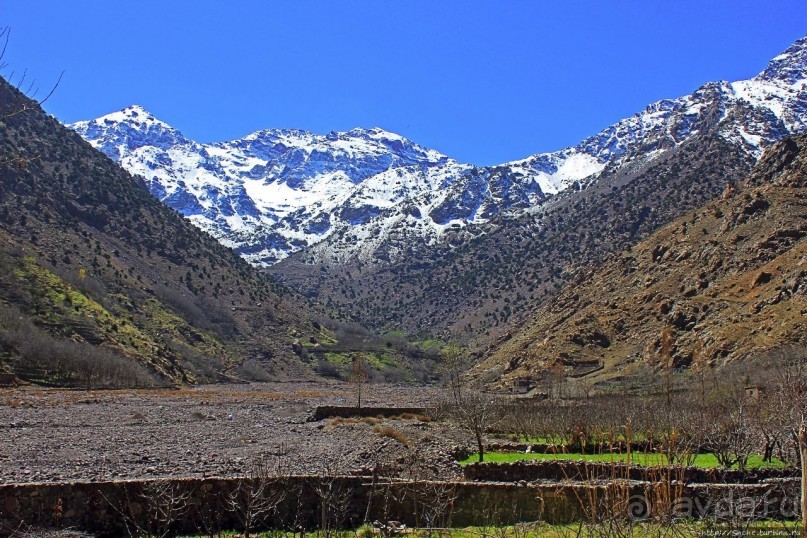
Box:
441, 390, 497, 462
350, 353, 369, 408
800, 421, 807, 536
312, 476, 352, 537
703, 396, 757, 470
374, 443, 458, 528
191, 488, 226, 538
755, 392, 784, 463
659, 325, 675, 407
440, 342, 470, 404
691, 339, 712, 403
225, 458, 286, 538
765, 349, 807, 464
653, 393, 703, 467
549, 361, 566, 400
0, 26, 64, 121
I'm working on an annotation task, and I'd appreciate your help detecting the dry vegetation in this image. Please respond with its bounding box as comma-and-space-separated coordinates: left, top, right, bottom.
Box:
477, 135, 807, 389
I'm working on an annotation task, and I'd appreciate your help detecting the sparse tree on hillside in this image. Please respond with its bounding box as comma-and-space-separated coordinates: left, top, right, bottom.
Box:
691, 339, 712, 403
440, 342, 470, 404
0, 26, 63, 119
0, 26, 63, 169
350, 353, 369, 408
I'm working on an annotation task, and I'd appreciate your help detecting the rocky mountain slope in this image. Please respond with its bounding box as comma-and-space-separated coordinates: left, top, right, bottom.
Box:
69, 37, 807, 346
475, 134, 807, 390
0, 76, 329, 386
72, 37, 806, 270
274, 133, 754, 341
272, 37, 806, 340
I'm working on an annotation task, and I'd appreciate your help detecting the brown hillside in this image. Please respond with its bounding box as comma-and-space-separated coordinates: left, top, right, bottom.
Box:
0, 77, 325, 385
476, 135, 807, 390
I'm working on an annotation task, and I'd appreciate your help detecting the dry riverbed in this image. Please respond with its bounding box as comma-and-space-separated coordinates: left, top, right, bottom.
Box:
0, 382, 465, 484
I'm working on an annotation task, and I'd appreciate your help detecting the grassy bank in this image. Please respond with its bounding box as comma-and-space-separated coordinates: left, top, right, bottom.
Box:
459, 451, 789, 469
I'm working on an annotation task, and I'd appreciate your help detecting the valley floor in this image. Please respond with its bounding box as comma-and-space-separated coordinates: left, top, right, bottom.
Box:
0, 382, 460, 484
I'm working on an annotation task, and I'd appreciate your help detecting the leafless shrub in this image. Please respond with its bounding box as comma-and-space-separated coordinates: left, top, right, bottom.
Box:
412, 480, 458, 529
106, 481, 192, 538
152, 284, 237, 339
0, 303, 156, 388
225, 458, 287, 538
235, 358, 274, 382
373, 444, 457, 530
165, 339, 224, 381
312, 475, 352, 537
315, 359, 341, 379
46, 263, 108, 302
556, 435, 696, 538
190, 486, 226, 538
22, 335, 153, 387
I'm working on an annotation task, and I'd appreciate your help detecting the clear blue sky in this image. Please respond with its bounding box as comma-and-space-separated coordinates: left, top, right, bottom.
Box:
2, 1, 806, 165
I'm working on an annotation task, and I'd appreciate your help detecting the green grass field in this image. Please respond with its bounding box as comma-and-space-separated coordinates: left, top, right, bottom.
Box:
183, 521, 802, 538
429, 522, 801, 538
459, 451, 789, 469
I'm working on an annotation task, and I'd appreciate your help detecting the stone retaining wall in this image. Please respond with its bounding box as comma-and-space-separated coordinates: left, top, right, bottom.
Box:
463, 461, 799, 484
310, 406, 433, 421
484, 441, 657, 454
1, 475, 799, 535
0, 476, 581, 535
0, 374, 19, 387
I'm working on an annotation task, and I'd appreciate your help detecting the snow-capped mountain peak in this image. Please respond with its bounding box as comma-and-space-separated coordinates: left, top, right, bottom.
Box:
71, 104, 189, 160
757, 36, 807, 87
70, 35, 807, 266
71, 107, 486, 264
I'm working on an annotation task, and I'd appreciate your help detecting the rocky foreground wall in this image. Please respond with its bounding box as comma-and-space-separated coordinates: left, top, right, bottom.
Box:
463, 461, 800, 484
0, 476, 573, 535
0, 475, 800, 536
310, 406, 433, 421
